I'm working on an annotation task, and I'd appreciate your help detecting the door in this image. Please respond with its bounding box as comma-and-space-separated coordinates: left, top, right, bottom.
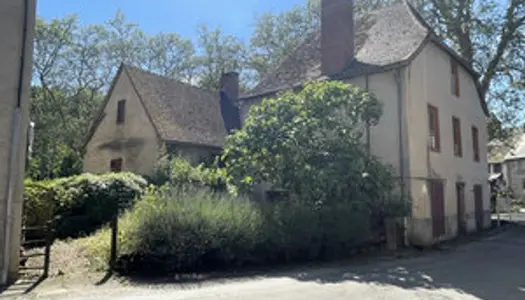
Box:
474, 185, 484, 231
456, 183, 466, 235
430, 180, 446, 238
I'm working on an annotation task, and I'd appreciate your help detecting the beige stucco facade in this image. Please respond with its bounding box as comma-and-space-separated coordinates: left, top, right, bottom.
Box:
83, 70, 220, 176
405, 42, 490, 245
240, 42, 489, 246
0, 0, 36, 283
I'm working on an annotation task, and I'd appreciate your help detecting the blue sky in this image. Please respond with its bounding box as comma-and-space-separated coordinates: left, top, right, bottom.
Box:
37, 0, 306, 42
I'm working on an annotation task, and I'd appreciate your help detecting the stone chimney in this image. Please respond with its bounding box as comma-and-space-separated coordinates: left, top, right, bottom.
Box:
321, 0, 355, 76
219, 72, 241, 133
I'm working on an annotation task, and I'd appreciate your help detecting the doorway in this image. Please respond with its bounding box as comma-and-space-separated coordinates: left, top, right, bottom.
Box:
429, 179, 446, 238
474, 185, 484, 231
456, 182, 466, 235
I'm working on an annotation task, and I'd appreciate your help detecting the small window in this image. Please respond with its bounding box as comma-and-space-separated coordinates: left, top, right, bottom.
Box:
110, 158, 123, 172
452, 117, 462, 157
428, 105, 441, 152
117, 99, 126, 124
472, 126, 480, 162
493, 163, 502, 173
451, 60, 460, 97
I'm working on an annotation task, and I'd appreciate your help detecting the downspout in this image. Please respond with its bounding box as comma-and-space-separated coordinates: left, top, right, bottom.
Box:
394, 68, 405, 197
365, 74, 371, 154
394, 67, 410, 247
1, 0, 30, 285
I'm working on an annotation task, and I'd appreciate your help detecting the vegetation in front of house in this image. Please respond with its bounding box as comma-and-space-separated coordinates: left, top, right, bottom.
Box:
148, 155, 228, 192
76, 82, 410, 274
23, 172, 147, 239
223, 82, 393, 205
82, 185, 386, 274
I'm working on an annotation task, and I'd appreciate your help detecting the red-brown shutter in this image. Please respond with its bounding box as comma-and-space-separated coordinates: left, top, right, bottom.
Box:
472, 126, 480, 162
428, 105, 440, 152
117, 100, 126, 124
452, 117, 462, 157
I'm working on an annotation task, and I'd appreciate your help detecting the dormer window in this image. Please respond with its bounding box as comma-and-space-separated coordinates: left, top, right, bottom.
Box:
117, 99, 126, 124
451, 60, 460, 97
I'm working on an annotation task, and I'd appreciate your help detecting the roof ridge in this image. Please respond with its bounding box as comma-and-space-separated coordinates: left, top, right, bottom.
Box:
122, 63, 218, 96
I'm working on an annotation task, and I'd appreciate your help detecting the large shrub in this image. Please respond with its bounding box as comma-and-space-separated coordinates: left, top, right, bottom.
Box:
149, 156, 227, 191
223, 81, 395, 206
84, 185, 383, 274
23, 172, 148, 239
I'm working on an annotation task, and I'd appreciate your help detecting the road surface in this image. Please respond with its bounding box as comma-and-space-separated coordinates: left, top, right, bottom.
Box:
8, 224, 525, 300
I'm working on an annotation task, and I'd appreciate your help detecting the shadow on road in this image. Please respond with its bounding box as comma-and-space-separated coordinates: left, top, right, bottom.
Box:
290, 224, 525, 300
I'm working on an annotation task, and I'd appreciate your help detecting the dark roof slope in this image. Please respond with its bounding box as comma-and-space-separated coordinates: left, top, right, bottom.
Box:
125, 65, 227, 147
245, 3, 427, 98
243, 2, 489, 117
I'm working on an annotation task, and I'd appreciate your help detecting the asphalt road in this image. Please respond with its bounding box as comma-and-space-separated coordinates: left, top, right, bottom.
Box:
12, 224, 525, 300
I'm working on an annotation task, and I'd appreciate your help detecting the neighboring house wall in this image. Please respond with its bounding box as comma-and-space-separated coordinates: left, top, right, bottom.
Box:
166, 142, 222, 166
0, 0, 36, 283
84, 71, 163, 175
406, 42, 489, 245
506, 158, 525, 200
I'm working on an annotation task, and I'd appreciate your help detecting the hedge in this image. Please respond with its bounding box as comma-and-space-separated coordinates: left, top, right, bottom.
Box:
23, 172, 148, 239
83, 185, 389, 275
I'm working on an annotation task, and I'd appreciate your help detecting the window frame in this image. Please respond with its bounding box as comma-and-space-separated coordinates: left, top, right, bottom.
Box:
117, 99, 126, 124
452, 116, 462, 157
472, 126, 480, 162
428, 104, 441, 152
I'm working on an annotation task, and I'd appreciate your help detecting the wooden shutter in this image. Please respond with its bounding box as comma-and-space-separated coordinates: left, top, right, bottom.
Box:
451, 60, 460, 97
428, 105, 440, 152
117, 99, 126, 124
472, 126, 479, 162
474, 185, 484, 230
452, 117, 462, 157
430, 180, 446, 237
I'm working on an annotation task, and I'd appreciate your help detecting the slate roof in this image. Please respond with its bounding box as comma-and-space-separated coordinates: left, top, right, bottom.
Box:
244, 3, 428, 98
242, 1, 488, 118
504, 133, 525, 161
124, 65, 227, 147
488, 131, 525, 163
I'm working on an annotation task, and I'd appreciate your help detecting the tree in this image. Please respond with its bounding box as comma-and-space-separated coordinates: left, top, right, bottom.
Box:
409, 0, 525, 135
223, 81, 394, 205
249, 4, 319, 82
195, 25, 246, 90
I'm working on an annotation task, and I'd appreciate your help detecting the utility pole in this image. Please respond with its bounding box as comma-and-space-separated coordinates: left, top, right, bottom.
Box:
0, 0, 36, 285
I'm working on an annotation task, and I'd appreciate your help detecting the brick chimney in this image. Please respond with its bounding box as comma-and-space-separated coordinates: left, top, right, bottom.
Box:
321, 0, 355, 76
219, 72, 241, 133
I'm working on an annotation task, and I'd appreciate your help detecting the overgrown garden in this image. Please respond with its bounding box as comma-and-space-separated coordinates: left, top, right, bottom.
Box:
24, 82, 410, 275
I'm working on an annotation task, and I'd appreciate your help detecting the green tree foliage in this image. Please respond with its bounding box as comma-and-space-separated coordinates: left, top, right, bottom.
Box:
223, 81, 395, 205
23, 172, 147, 239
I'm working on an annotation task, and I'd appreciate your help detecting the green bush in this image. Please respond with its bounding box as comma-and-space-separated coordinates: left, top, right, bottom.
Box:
23, 172, 148, 239
85, 185, 388, 275
149, 156, 227, 192
223, 81, 395, 204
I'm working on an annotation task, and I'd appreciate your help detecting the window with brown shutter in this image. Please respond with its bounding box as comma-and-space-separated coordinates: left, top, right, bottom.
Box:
472, 126, 480, 162
428, 105, 440, 152
452, 116, 462, 157
110, 158, 123, 172
117, 99, 126, 124
451, 60, 460, 97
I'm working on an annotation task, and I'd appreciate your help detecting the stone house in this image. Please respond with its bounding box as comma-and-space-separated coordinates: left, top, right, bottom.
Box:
237, 0, 490, 246
83, 65, 238, 175
488, 132, 525, 201
0, 0, 36, 284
